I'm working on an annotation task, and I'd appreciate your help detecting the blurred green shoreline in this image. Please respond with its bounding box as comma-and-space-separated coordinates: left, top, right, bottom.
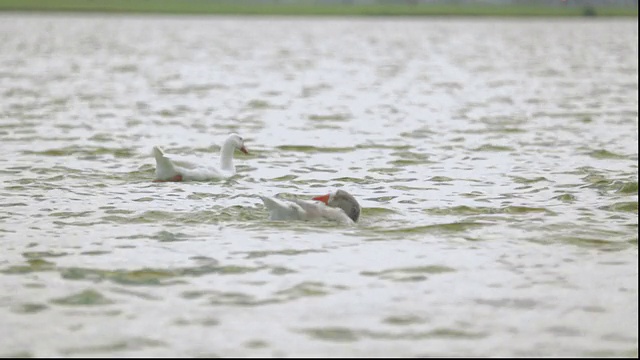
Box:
0, 0, 637, 17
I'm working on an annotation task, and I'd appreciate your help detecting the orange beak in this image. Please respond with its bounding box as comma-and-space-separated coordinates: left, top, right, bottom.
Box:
312, 194, 330, 204
240, 145, 249, 155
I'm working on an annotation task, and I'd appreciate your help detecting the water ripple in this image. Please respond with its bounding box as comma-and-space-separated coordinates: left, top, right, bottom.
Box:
0, 14, 636, 358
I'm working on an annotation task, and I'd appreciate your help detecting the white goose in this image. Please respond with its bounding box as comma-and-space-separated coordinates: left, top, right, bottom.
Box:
152, 133, 248, 182
260, 189, 361, 225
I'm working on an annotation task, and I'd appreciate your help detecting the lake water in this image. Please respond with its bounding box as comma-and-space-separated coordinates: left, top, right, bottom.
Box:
0, 13, 637, 357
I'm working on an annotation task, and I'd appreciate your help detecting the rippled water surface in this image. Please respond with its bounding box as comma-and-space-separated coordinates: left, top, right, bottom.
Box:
0, 14, 637, 357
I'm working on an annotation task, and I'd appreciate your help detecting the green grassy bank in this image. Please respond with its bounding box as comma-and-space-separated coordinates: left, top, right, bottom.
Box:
0, 0, 637, 17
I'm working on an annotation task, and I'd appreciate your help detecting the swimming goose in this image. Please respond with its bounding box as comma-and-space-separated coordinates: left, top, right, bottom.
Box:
260, 189, 360, 225
153, 133, 248, 182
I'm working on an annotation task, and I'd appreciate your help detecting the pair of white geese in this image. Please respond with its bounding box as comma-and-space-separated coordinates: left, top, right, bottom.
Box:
152, 133, 361, 226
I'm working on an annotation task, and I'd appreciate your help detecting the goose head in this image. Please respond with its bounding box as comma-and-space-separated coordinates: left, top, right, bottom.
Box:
312, 189, 361, 223
226, 133, 249, 155
219, 133, 249, 172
